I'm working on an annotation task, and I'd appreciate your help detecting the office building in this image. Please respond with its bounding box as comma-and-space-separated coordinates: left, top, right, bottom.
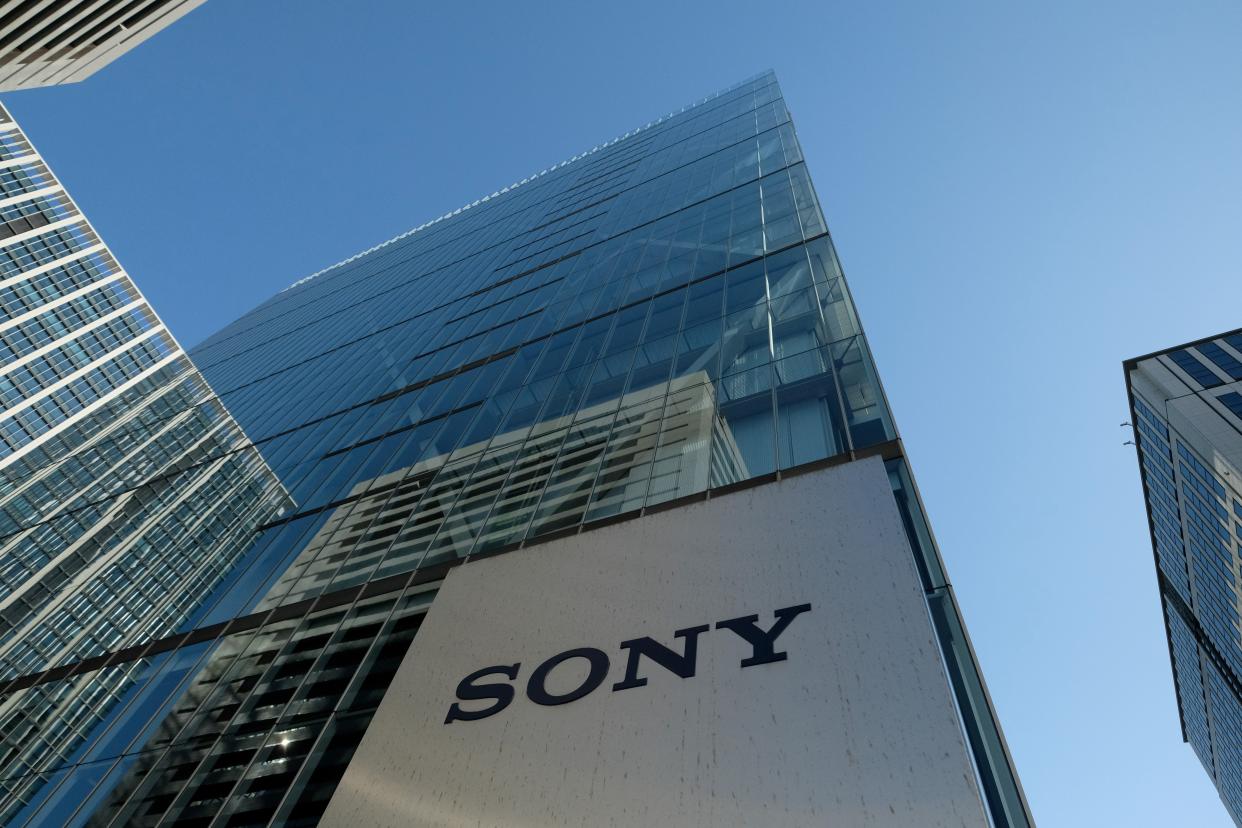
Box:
2, 72, 1030, 826
0, 0, 205, 92
1127, 331, 1242, 824
0, 99, 288, 824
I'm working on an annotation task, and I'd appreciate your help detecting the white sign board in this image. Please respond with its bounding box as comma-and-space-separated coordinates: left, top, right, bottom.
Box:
321, 457, 988, 827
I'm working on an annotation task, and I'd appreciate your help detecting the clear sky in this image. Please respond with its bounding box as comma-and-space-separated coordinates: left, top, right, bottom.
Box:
6, 1, 1240, 824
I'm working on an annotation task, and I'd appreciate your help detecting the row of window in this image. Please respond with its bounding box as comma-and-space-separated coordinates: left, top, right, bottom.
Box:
0, 279, 137, 364
0, 221, 101, 287
0, 160, 52, 202
0, 306, 155, 409
0, 332, 176, 458
0, 127, 34, 163
1168, 341, 1242, 389
0, 192, 74, 242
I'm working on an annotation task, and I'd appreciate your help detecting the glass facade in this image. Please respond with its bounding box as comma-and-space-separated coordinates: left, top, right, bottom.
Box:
1128, 332, 1242, 825
0, 102, 290, 824
2, 72, 1029, 826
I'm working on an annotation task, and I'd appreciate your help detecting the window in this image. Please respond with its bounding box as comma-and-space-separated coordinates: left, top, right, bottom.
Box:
1198, 342, 1242, 381
1168, 349, 1223, 388
1217, 391, 1242, 421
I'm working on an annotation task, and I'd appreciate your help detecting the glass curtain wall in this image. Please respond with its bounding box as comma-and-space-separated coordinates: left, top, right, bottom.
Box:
0, 101, 291, 825
0, 73, 1029, 827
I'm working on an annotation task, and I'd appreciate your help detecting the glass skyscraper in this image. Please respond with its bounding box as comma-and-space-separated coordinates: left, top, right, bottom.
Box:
2, 72, 1030, 826
1127, 331, 1242, 825
0, 100, 290, 825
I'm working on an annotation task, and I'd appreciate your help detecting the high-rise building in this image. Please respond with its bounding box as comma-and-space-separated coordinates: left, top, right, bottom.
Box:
0, 0, 205, 92
0, 98, 289, 825
1, 72, 1031, 826
1126, 331, 1242, 824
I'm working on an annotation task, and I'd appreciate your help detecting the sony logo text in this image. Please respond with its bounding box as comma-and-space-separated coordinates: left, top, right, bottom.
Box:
445, 603, 812, 723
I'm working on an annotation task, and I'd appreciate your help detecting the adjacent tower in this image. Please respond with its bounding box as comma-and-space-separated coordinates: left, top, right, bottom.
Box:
2, 72, 1030, 826
0, 0, 205, 92
1126, 331, 1242, 825
0, 100, 288, 825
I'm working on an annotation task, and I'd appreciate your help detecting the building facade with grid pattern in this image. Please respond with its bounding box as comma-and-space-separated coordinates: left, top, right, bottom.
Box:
0, 72, 1030, 826
1127, 330, 1242, 825
0, 99, 290, 825
0, 0, 205, 92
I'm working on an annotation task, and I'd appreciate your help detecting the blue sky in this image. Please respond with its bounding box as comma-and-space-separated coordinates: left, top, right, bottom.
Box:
6, 1, 1241, 823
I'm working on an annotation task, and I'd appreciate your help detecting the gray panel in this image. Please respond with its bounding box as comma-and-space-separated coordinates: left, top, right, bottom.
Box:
321, 456, 987, 827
